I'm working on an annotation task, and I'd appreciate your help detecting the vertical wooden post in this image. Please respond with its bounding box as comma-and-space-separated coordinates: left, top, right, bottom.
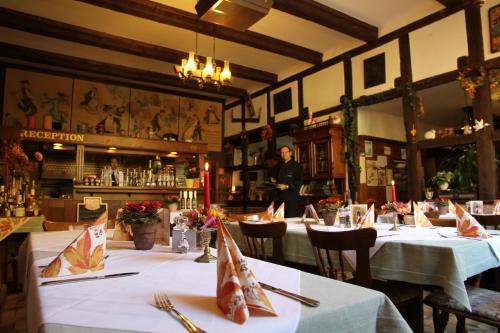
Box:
399, 34, 423, 200
75, 144, 85, 181
241, 98, 249, 213
465, 3, 496, 199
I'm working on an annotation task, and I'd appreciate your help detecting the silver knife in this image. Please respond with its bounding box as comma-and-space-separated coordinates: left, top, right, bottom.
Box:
259, 281, 320, 307
41, 272, 139, 286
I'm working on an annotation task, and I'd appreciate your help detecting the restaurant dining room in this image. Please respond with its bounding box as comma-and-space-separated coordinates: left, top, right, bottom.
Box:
1, 0, 500, 332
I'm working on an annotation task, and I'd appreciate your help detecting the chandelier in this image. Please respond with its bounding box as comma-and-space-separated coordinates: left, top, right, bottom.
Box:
174, 34, 231, 87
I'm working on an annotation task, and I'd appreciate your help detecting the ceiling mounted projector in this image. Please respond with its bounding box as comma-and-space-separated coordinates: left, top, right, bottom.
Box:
195, 0, 274, 31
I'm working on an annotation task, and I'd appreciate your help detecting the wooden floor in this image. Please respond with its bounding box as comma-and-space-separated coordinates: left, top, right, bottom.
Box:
0, 292, 496, 333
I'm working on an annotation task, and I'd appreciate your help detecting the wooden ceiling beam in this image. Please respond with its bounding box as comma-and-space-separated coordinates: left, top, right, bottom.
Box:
0, 8, 277, 85
76, 0, 323, 64
435, 0, 465, 8
272, 0, 377, 42
0, 42, 247, 98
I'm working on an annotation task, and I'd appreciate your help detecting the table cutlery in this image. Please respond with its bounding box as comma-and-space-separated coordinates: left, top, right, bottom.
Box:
259, 282, 320, 307
41, 272, 138, 286
377, 233, 400, 238
154, 293, 206, 333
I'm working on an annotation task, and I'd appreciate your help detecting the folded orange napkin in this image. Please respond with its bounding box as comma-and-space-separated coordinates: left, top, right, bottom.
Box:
216, 222, 277, 324
448, 200, 456, 215
413, 201, 433, 228
494, 200, 500, 215
273, 203, 285, 222
455, 204, 490, 239
42, 212, 107, 278
301, 204, 320, 223
112, 208, 133, 241
356, 204, 374, 229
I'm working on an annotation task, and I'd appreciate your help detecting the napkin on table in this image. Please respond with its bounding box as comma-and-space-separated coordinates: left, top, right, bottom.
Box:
455, 204, 490, 239
301, 204, 320, 224
41, 212, 107, 278
357, 204, 375, 229
273, 203, 285, 222
216, 222, 277, 324
413, 201, 433, 228
448, 200, 456, 215
493, 200, 500, 215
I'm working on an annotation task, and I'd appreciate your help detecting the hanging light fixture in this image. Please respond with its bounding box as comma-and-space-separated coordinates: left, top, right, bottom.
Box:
174, 34, 231, 87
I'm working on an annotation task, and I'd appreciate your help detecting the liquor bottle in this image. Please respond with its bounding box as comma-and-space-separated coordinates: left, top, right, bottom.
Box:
14, 193, 26, 217
192, 190, 197, 209
25, 196, 35, 217
186, 191, 191, 210
179, 191, 185, 209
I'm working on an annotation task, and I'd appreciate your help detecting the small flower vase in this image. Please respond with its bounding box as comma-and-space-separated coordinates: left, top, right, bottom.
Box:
185, 178, 195, 188
389, 212, 401, 231
167, 203, 178, 211
195, 228, 217, 263
322, 211, 337, 226
131, 223, 157, 250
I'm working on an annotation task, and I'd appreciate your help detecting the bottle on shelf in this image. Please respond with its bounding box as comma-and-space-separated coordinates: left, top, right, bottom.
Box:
192, 190, 197, 209
186, 191, 192, 210
180, 191, 185, 209
14, 193, 26, 217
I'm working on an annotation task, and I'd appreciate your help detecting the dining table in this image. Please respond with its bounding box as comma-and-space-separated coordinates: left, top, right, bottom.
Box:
227, 219, 500, 311
22, 229, 411, 333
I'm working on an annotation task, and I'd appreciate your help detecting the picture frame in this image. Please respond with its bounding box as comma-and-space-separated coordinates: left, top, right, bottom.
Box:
350, 204, 368, 228
489, 4, 500, 53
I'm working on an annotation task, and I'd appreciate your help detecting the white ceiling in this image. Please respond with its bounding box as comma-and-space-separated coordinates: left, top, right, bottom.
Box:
0, 0, 447, 99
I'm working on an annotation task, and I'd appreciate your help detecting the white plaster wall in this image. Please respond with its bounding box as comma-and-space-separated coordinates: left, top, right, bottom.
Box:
271, 81, 299, 123
224, 104, 242, 137
358, 108, 406, 142
303, 63, 344, 112
352, 40, 401, 98
483, 0, 500, 60
410, 11, 468, 81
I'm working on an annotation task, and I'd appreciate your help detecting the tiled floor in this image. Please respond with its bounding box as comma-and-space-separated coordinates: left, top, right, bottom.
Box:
0, 292, 496, 333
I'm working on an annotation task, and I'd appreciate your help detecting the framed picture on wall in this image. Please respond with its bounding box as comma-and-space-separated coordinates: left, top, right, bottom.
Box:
489, 4, 500, 53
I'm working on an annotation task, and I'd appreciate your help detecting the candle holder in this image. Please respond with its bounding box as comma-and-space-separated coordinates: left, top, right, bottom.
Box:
389, 212, 401, 231
195, 228, 217, 263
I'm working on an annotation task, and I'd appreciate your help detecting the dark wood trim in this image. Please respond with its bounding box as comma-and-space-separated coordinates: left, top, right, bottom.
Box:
272, 0, 377, 42
0, 42, 246, 98
492, 130, 500, 142
485, 56, 500, 70
465, 2, 496, 200
0, 8, 277, 85
298, 78, 305, 124
1, 61, 226, 104
0, 65, 5, 124
224, 99, 244, 111
435, 0, 463, 8
313, 105, 343, 118
417, 133, 477, 149
76, 0, 323, 64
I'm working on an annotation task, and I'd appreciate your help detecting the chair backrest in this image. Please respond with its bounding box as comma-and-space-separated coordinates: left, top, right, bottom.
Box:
229, 210, 270, 222
472, 214, 500, 230
305, 223, 376, 287
237, 221, 287, 265
43, 220, 90, 232
424, 211, 440, 219
427, 217, 455, 227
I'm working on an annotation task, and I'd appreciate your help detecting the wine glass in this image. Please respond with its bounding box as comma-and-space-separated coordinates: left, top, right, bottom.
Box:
424, 187, 434, 200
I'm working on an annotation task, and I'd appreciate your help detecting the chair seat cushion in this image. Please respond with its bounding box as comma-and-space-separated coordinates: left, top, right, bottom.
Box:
424, 286, 500, 323
372, 280, 422, 305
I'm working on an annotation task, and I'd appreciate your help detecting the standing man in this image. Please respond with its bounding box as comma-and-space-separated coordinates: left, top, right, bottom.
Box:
273, 145, 303, 217
108, 157, 123, 186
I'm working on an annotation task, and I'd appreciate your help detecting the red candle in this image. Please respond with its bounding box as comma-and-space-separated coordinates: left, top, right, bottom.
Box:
204, 162, 210, 212
391, 180, 397, 203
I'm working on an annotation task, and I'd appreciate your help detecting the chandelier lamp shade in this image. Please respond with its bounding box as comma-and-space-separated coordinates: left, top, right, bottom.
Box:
174, 36, 231, 87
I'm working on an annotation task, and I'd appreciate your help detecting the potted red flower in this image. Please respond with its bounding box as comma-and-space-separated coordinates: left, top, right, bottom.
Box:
118, 201, 161, 250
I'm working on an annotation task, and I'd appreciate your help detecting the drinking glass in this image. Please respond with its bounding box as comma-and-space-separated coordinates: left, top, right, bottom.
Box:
338, 207, 351, 228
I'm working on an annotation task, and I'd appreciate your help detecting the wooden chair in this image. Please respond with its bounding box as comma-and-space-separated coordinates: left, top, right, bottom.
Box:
424, 286, 500, 333
472, 214, 500, 230
305, 224, 423, 332
237, 221, 287, 265
229, 210, 270, 222
42, 220, 90, 232
428, 217, 456, 227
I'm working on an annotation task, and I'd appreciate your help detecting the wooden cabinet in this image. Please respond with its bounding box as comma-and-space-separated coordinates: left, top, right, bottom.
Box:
293, 121, 345, 181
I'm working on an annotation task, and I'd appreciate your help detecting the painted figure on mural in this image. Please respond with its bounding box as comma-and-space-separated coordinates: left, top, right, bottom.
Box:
42, 92, 69, 130
151, 109, 165, 136
181, 113, 203, 141
80, 86, 99, 112
17, 80, 38, 116
204, 104, 220, 124
102, 104, 126, 134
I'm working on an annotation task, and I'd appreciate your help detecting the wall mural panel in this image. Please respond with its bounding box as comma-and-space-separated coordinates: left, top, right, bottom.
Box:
71, 79, 130, 136
130, 89, 179, 139
179, 97, 222, 152
2, 68, 222, 151
3, 68, 72, 131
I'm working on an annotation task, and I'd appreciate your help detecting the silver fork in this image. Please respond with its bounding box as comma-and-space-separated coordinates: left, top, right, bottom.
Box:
154, 293, 206, 333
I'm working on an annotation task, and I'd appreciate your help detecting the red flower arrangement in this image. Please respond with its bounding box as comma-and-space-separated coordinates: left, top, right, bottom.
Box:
118, 201, 161, 225
183, 207, 228, 230
317, 197, 343, 213
382, 201, 410, 215
434, 197, 448, 207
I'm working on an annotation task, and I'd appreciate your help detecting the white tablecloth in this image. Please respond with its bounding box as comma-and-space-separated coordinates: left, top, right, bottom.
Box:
22, 230, 411, 333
